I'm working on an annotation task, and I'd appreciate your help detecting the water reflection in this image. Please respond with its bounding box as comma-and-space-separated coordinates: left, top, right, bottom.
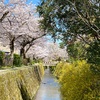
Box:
34, 68, 61, 100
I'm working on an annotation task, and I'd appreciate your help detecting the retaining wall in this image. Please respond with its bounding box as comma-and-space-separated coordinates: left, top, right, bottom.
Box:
0, 65, 44, 100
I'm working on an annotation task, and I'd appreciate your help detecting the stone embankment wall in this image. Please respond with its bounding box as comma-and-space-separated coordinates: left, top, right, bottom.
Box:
0, 65, 44, 100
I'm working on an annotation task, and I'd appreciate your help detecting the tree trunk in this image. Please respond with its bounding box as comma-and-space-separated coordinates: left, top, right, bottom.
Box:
9, 38, 15, 65
10, 38, 14, 59
20, 47, 26, 59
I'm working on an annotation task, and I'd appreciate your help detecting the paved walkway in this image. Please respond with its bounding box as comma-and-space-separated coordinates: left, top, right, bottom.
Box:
34, 68, 61, 100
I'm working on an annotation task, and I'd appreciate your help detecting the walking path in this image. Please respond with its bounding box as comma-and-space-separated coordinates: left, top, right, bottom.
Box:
34, 68, 61, 100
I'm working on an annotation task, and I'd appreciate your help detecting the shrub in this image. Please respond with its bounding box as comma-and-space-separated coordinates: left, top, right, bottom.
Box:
0, 51, 5, 66
38, 63, 44, 76
49, 66, 55, 73
22, 59, 28, 65
54, 61, 69, 79
4, 55, 13, 67
54, 60, 100, 100
13, 54, 22, 67
30, 60, 36, 65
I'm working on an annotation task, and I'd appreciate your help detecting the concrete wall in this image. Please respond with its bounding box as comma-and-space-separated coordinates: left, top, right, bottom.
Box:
0, 64, 44, 100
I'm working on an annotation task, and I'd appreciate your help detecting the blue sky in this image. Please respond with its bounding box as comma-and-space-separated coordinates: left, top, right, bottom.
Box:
5, 0, 40, 5
27, 0, 40, 5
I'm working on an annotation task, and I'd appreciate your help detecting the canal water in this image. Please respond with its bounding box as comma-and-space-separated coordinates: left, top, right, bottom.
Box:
34, 68, 61, 100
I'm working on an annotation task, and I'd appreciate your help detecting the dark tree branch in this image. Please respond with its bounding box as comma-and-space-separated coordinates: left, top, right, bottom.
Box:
0, 11, 9, 22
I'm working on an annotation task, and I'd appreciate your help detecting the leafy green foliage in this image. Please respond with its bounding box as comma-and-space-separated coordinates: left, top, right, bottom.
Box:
54, 61, 100, 100
37, 0, 100, 70
30, 60, 36, 65
54, 61, 66, 79
67, 41, 87, 61
49, 66, 55, 73
13, 54, 22, 67
86, 40, 100, 73
0, 51, 5, 66
37, 0, 100, 42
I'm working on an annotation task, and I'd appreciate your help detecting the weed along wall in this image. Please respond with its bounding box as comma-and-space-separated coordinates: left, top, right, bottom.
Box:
0, 65, 44, 100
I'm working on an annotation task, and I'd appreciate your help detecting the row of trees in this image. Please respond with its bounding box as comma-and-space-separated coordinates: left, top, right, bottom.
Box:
0, 0, 45, 59
30, 42, 68, 62
0, 0, 68, 66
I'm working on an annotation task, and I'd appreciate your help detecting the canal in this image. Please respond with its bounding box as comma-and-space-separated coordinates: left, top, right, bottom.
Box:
34, 68, 61, 100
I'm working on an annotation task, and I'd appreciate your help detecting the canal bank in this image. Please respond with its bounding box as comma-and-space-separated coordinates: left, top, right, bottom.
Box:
34, 68, 61, 100
0, 65, 44, 100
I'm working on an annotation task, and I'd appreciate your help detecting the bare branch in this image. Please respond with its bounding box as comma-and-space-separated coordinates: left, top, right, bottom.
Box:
0, 11, 9, 22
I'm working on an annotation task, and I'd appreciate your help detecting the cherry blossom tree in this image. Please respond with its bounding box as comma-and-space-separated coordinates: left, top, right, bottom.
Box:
27, 41, 68, 63
45, 43, 68, 62
15, 17, 46, 59
0, 0, 29, 58
0, 1, 9, 22
0, 0, 68, 65
0, 0, 45, 60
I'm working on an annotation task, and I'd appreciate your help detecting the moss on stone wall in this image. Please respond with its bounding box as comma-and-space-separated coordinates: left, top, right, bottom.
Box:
0, 64, 44, 100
